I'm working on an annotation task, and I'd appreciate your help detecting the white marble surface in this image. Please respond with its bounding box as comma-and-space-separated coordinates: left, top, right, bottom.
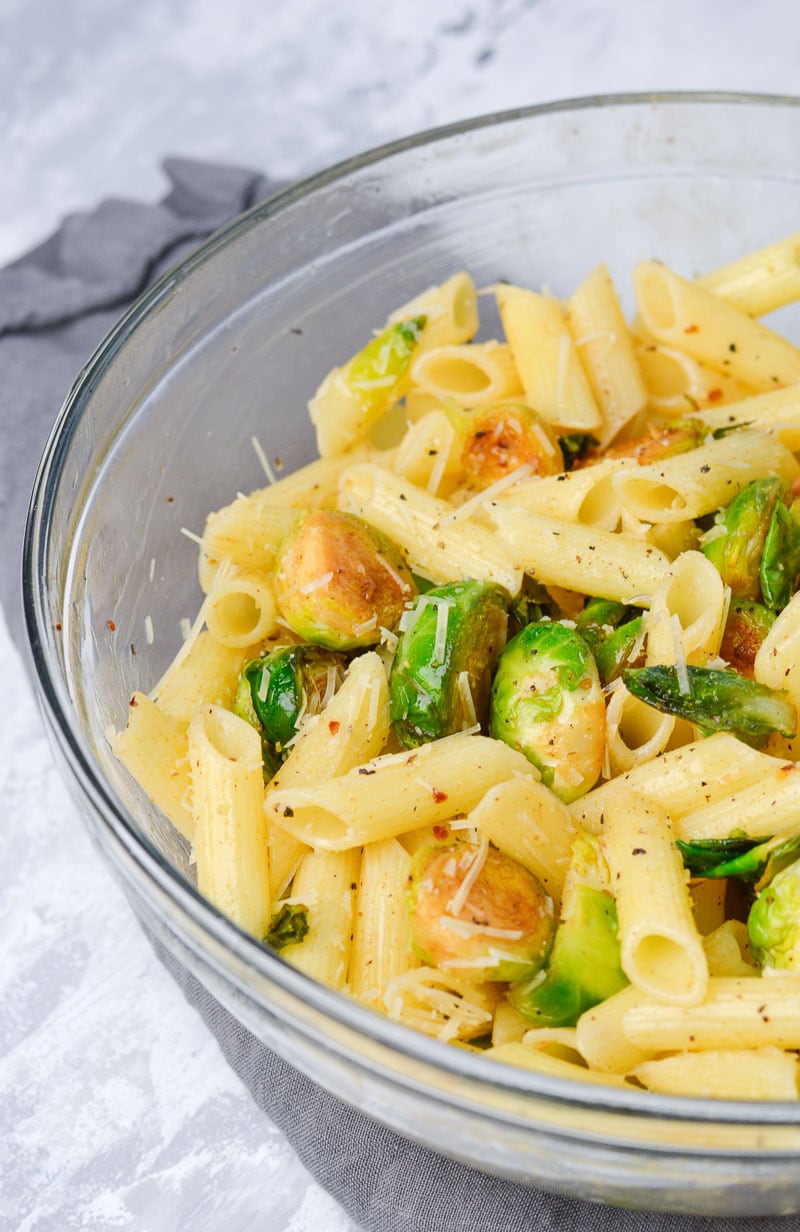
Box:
5, 1, 800, 1228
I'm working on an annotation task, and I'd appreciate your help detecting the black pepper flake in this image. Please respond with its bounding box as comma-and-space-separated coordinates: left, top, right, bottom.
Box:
700, 464, 711, 474
631, 847, 646, 855
282, 806, 294, 817
358, 767, 377, 776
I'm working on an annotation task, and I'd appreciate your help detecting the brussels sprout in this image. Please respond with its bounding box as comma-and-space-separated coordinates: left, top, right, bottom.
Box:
572, 419, 705, 470
273, 509, 416, 649
576, 600, 644, 686
678, 833, 800, 885
390, 580, 508, 748
347, 316, 427, 414
558, 432, 599, 471
761, 499, 800, 611
264, 902, 310, 950
457, 404, 564, 489
489, 622, 605, 803
239, 645, 348, 752
719, 597, 776, 679
621, 664, 796, 738
408, 838, 555, 983
599, 418, 707, 467
702, 477, 792, 604
509, 833, 627, 1027
748, 857, 800, 971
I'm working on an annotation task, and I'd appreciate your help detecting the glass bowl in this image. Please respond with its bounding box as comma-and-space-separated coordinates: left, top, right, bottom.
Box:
23, 93, 800, 1216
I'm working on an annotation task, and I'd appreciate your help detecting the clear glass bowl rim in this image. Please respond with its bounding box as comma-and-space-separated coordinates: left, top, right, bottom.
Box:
22, 89, 800, 1135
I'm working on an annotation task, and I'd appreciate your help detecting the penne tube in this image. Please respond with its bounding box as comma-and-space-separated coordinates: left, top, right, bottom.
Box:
112, 692, 193, 841
268, 651, 391, 896
468, 777, 576, 906
635, 340, 752, 414
635, 260, 800, 391
675, 764, 800, 842
337, 462, 523, 595
265, 733, 538, 850
575, 984, 654, 1074
485, 1042, 633, 1087
409, 342, 523, 408
382, 967, 498, 1043
567, 263, 648, 445
188, 705, 270, 937
349, 837, 416, 1004
491, 1000, 533, 1046
495, 284, 602, 431
205, 567, 278, 647
690, 384, 800, 452
604, 684, 677, 777
388, 272, 479, 350
697, 230, 800, 317
633, 1049, 799, 1100
201, 500, 298, 582
570, 732, 777, 835
392, 409, 462, 496
703, 920, 757, 979
611, 430, 800, 524
154, 630, 253, 723
281, 848, 361, 989
496, 457, 636, 531
644, 550, 728, 667
486, 502, 670, 605
602, 790, 707, 1005
755, 591, 800, 710
622, 977, 800, 1051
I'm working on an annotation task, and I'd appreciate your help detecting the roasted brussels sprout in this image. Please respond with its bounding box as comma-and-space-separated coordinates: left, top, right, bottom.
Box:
702, 477, 799, 609
389, 579, 509, 748
621, 664, 796, 739
558, 432, 599, 471
748, 857, 800, 971
273, 509, 416, 649
232, 672, 282, 781
576, 599, 644, 686
509, 833, 627, 1027
678, 833, 800, 884
457, 403, 564, 488
489, 622, 605, 803
238, 645, 348, 752
408, 838, 555, 983
574, 419, 705, 469
719, 597, 777, 679
347, 316, 427, 415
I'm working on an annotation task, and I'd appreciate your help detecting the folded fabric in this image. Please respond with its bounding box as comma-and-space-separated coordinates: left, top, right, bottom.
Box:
3, 158, 792, 1232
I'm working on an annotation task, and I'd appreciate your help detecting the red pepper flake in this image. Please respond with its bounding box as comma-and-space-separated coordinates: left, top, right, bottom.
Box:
166, 496, 174, 503
684, 324, 699, 334
107, 619, 116, 632
433, 824, 449, 841
130, 695, 138, 707
432, 788, 448, 803
328, 720, 340, 734
707, 388, 723, 402
54, 622, 62, 632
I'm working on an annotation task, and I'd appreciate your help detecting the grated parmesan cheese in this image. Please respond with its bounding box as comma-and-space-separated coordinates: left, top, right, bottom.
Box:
298, 571, 334, 596
251, 434, 277, 484
353, 614, 378, 638
438, 915, 524, 941
457, 672, 477, 726
444, 463, 532, 523
433, 599, 450, 664
671, 612, 691, 694
375, 552, 412, 594
144, 614, 154, 645
179, 617, 192, 641
448, 833, 489, 917
179, 526, 204, 547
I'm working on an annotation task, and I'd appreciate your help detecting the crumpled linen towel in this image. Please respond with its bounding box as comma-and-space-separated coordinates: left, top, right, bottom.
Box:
3, 158, 796, 1232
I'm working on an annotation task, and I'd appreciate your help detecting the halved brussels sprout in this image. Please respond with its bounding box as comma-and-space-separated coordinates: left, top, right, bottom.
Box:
273, 509, 416, 649
238, 644, 348, 752
589, 417, 706, 467
390, 579, 508, 748
719, 597, 776, 679
489, 622, 605, 803
748, 857, 800, 972
702, 477, 794, 606
456, 403, 564, 489
622, 664, 796, 739
509, 833, 627, 1027
408, 838, 555, 983
678, 833, 800, 885
347, 316, 426, 414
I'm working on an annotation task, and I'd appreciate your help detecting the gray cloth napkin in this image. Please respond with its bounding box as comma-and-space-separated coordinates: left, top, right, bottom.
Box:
2, 159, 796, 1231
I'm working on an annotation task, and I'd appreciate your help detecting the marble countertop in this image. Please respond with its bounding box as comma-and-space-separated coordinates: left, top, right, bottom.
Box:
4, 1, 800, 1228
